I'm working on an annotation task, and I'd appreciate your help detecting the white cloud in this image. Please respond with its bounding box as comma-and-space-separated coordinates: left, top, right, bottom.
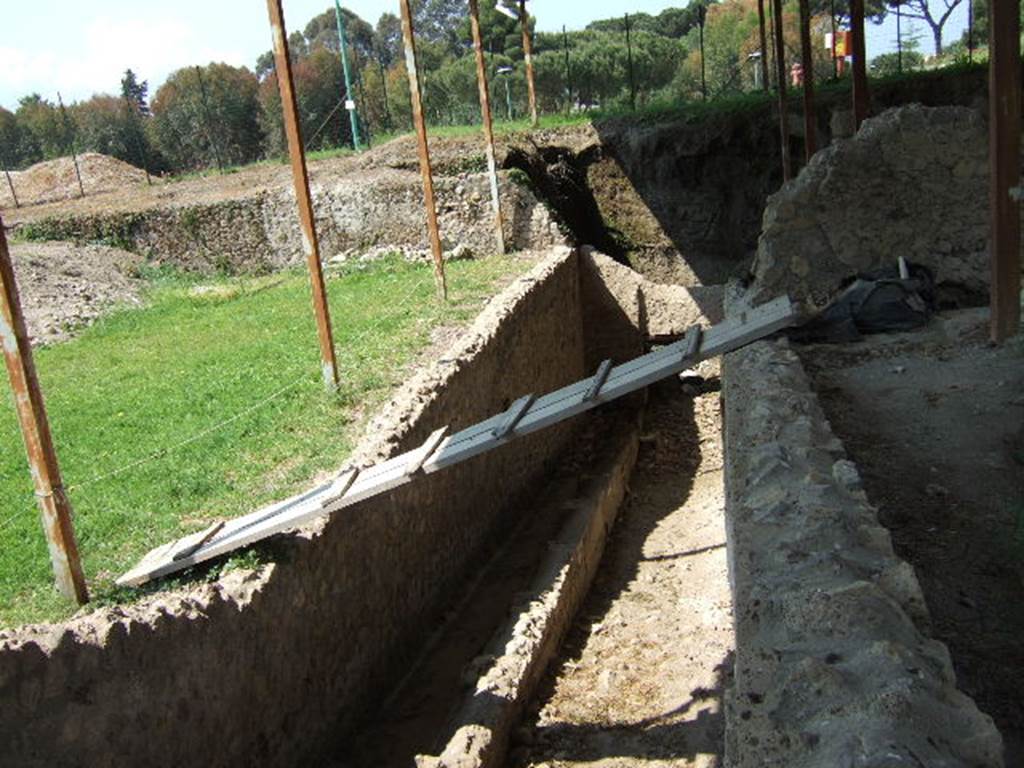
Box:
0, 13, 249, 109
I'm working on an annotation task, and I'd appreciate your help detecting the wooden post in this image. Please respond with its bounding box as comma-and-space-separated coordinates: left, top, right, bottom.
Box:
469, 0, 507, 255
798, 0, 817, 161
266, 0, 341, 389
771, 0, 792, 181
757, 0, 771, 91
520, 0, 538, 127
989, 0, 1022, 342
2, 160, 19, 208
850, 0, 870, 129
57, 92, 85, 198
0, 216, 88, 605
398, 0, 448, 300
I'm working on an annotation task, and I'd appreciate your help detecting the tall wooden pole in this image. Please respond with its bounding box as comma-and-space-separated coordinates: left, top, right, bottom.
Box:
989, 0, 1022, 342
399, 0, 448, 300
266, 0, 340, 390
2, 160, 19, 208
771, 0, 792, 181
798, 0, 817, 161
469, 0, 507, 255
850, 0, 870, 129
56, 92, 85, 198
757, 0, 771, 91
0, 217, 88, 605
520, 0, 538, 127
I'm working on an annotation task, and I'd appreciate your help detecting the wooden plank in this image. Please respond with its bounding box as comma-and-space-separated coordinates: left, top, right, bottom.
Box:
320, 467, 360, 509
119, 295, 798, 587
493, 395, 536, 439
582, 359, 613, 403
172, 521, 226, 561
406, 427, 448, 475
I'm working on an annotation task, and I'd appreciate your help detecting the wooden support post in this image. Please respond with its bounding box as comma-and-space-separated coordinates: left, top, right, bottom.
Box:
2, 160, 19, 208
266, 0, 341, 390
771, 0, 792, 181
798, 0, 817, 161
757, 0, 770, 91
0, 217, 88, 605
989, 0, 1022, 342
469, 0, 507, 255
850, 0, 870, 129
399, 0, 448, 300
57, 92, 85, 198
520, 0, 539, 127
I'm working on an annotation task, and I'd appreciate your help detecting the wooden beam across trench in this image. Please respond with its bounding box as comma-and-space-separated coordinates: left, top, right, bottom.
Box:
118, 295, 799, 588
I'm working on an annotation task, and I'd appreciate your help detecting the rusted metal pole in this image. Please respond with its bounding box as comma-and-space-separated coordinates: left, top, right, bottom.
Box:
266, 0, 341, 389
0, 216, 88, 605
398, 0, 448, 300
57, 92, 85, 198
520, 0, 539, 127
850, 0, 870, 129
771, 0, 792, 181
469, 0, 507, 256
798, 0, 817, 161
757, 0, 770, 91
989, 0, 1022, 342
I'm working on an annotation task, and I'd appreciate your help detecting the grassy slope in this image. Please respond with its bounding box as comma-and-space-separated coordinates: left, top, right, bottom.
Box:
0, 255, 531, 628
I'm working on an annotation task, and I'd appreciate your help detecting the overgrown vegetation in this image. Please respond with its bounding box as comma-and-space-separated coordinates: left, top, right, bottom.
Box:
0, 254, 532, 628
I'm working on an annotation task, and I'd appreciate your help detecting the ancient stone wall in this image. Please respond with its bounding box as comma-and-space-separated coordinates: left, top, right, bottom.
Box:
0, 248, 585, 768
13, 169, 563, 274
748, 105, 989, 308
721, 290, 1004, 767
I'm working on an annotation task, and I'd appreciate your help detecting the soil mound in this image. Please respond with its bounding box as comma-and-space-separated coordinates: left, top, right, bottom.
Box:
1, 153, 149, 208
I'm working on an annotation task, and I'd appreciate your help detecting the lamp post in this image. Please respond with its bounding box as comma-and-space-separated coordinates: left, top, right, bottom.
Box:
497, 66, 514, 121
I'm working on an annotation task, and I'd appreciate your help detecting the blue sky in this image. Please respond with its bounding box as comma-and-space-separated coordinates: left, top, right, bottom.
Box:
0, 1, 969, 111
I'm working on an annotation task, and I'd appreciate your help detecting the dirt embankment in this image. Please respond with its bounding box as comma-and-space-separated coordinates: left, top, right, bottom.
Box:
7, 240, 143, 345
1, 153, 150, 209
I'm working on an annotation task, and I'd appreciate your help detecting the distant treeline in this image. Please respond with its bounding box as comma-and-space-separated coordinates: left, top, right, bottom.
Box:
0, 0, 984, 175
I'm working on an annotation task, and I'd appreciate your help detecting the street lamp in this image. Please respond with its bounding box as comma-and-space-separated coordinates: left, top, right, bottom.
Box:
497, 65, 514, 120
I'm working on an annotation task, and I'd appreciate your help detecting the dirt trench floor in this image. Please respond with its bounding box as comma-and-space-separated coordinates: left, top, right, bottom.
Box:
511, 377, 733, 768
798, 308, 1024, 765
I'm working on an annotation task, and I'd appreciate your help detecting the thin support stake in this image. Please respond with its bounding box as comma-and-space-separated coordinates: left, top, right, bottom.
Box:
2, 160, 19, 208
469, 0, 507, 255
798, 0, 817, 161
850, 0, 870, 129
399, 0, 448, 300
989, 0, 1022, 342
757, 0, 770, 91
57, 92, 85, 198
520, 0, 539, 127
771, 0, 791, 181
266, 0, 341, 390
0, 217, 88, 605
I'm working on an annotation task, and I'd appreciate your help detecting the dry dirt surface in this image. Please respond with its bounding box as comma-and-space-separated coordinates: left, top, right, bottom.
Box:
799, 308, 1024, 766
8, 240, 143, 345
0, 153, 150, 209
512, 377, 733, 768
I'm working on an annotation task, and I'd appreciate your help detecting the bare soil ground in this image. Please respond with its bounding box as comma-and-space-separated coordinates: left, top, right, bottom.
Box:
799, 308, 1024, 766
512, 377, 733, 768
8, 240, 143, 345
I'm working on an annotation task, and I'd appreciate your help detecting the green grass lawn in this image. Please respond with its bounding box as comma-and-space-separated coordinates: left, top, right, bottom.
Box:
0, 254, 532, 628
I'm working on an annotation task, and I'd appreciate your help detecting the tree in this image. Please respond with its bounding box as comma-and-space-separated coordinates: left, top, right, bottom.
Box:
15, 94, 69, 161
120, 69, 150, 116
151, 63, 263, 171
886, 0, 964, 54
376, 13, 403, 66
0, 107, 28, 169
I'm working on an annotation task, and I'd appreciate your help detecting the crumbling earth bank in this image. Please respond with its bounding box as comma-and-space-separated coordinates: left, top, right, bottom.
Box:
749, 105, 989, 308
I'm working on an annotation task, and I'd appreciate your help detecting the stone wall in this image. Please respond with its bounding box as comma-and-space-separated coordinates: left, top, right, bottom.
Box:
0, 248, 586, 768
13, 169, 563, 274
748, 105, 990, 308
721, 291, 1004, 767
